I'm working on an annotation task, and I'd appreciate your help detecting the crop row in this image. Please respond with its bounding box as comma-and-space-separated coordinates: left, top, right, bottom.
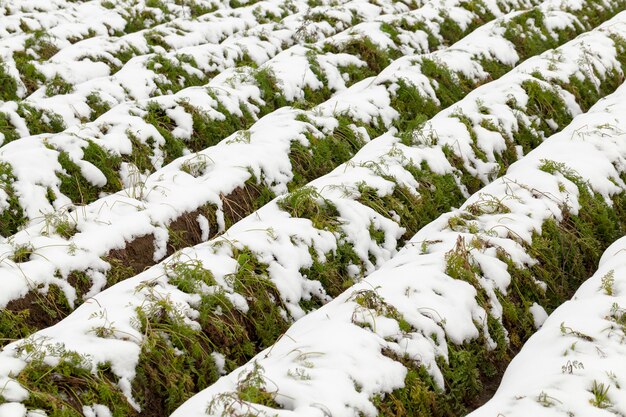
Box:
469, 235, 626, 416
0, 0, 548, 236
169, 74, 626, 417
0, 0, 615, 238
0, 0, 433, 138
0, 1, 623, 342
0, 0, 616, 329
1, 9, 626, 415
0, 0, 536, 141
0, 0, 224, 17
0, 0, 321, 102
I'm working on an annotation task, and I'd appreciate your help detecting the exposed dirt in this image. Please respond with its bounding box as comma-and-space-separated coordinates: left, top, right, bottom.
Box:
165, 207, 206, 255
67, 270, 95, 298
1, 182, 270, 348
221, 182, 265, 226
135, 370, 169, 417
104, 182, 265, 280
4, 286, 69, 334
106, 233, 160, 276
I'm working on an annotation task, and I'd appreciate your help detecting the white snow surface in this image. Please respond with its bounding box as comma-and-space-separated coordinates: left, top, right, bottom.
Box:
169, 72, 626, 417
0, 0, 545, 226
0, 4, 619, 313
1, 0, 626, 415
468, 235, 626, 416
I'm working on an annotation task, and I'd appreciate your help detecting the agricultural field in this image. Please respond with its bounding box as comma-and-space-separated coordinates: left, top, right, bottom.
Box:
2, 0, 626, 416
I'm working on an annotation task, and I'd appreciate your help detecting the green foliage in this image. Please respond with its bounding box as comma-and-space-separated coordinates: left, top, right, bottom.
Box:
358, 162, 464, 241
0, 286, 73, 346
126, 130, 156, 173
331, 36, 399, 75
132, 290, 220, 415
458, 0, 496, 29
45, 74, 73, 97
143, 101, 186, 164
234, 362, 280, 407
253, 67, 288, 114
207, 361, 280, 414
0, 309, 35, 346
372, 160, 626, 414
0, 161, 26, 236
104, 257, 137, 287
289, 116, 365, 189
124, 7, 160, 33
86, 92, 112, 120
13, 51, 46, 95
174, 0, 217, 17
601, 270, 615, 296
570, 0, 626, 28
23, 30, 59, 60
0, 63, 19, 101
228, 247, 290, 351
15, 344, 133, 416
521, 80, 573, 136
421, 58, 475, 108
0, 111, 20, 144
373, 362, 439, 417
301, 242, 362, 304
589, 381, 611, 408
82, 141, 123, 191
57, 141, 123, 205
438, 13, 466, 46
17, 104, 66, 135
146, 54, 210, 94
165, 258, 216, 293
278, 186, 341, 231
349, 288, 412, 332
177, 96, 256, 152
504, 9, 576, 59
390, 79, 439, 132
11, 242, 33, 263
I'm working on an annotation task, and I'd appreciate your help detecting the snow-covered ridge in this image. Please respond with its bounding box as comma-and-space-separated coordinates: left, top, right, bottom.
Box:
0, 1, 614, 323
0, 0, 615, 239
1, 8, 626, 416
168, 69, 626, 417
0, 0, 430, 106
1, 0, 79, 15
467, 237, 626, 415
0, 0, 538, 140
0, 3, 623, 352
0, 0, 568, 240
0, 0, 227, 39
0, 0, 317, 102
0, 0, 437, 138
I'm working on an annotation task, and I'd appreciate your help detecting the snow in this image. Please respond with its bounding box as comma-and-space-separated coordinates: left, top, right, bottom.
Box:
1, 0, 626, 415
169, 68, 626, 417
470, 236, 626, 416
0, 0, 620, 338
0, 0, 612, 237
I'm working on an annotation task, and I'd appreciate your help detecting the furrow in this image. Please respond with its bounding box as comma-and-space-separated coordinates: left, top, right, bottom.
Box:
468, 235, 626, 416
0, 0, 425, 138
0, 0, 419, 106
168, 68, 626, 417
1, 8, 626, 415
0, 0, 608, 237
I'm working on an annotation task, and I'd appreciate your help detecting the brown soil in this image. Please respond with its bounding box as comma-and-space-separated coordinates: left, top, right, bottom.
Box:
106, 233, 158, 276
105, 181, 266, 278
2, 182, 271, 346
221, 182, 265, 226
4, 285, 70, 335
471, 350, 519, 409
